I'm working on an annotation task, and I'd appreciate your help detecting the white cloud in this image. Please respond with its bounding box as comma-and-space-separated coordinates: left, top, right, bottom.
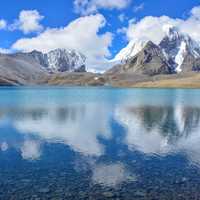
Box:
74, 0, 131, 15
133, 3, 144, 13
12, 14, 113, 71
123, 6, 200, 45
126, 16, 178, 44
0, 19, 7, 30
191, 6, 200, 19
10, 10, 44, 34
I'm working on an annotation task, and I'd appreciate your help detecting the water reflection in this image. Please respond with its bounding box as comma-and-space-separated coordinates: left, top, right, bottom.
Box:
1, 93, 200, 163
0, 104, 111, 157
1, 88, 200, 199
21, 140, 41, 160
114, 103, 200, 172
92, 163, 136, 187
1, 142, 8, 151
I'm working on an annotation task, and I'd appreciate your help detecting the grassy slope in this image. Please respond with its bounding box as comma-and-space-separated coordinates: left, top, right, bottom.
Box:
128, 73, 200, 88
47, 72, 200, 88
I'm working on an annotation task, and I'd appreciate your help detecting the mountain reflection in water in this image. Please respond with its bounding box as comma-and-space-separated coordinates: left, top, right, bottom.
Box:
1, 88, 200, 199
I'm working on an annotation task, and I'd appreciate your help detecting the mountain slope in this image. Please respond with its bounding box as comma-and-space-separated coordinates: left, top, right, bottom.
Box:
107, 41, 171, 76
0, 53, 48, 85
112, 39, 148, 62
0, 48, 87, 85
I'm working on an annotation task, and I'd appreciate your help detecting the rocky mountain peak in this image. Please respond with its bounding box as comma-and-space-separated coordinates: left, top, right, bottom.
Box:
107, 40, 171, 76
46, 49, 86, 72
160, 26, 200, 72
143, 41, 160, 52
163, 26, 181, 41
28, 48, 86, 73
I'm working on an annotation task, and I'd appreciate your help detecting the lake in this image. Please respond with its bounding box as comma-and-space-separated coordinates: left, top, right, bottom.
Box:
1, 87, 200, 200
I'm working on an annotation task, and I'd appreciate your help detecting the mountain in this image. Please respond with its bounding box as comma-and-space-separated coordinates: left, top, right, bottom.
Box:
0, 49, 87, 85
0, 53, 48, 85
109, 26, 200, 75
159, 26, 200, 72
107, 41, 172, 76
28, 49, 86, 73
112, 39, 148, 63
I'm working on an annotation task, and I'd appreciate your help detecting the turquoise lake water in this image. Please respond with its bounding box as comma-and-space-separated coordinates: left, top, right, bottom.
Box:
1, 87, 200, 199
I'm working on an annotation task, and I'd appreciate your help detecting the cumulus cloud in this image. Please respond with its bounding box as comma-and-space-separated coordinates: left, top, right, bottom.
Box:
10, 10, 44, 34
74, 0, 131, 15
123, 6, 200, 45
12, 14, 113, 71
0, 19, 7, 30
126, 16, 178, 44
191, 6, 200, 19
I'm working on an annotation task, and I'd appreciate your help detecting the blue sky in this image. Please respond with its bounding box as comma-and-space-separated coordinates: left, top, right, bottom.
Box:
0, 0, 200, 71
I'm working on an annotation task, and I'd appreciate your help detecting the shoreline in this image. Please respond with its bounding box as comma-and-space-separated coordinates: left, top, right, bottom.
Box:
1, 71, 200, 89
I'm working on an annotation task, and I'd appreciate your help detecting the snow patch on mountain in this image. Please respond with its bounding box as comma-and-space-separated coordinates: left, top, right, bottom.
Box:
175, 41, 187, 72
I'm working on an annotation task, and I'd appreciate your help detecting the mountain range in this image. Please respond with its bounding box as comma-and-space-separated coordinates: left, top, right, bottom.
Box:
1, 26, 200, 87
108, 26, 200, 75
0, 49, 86, 85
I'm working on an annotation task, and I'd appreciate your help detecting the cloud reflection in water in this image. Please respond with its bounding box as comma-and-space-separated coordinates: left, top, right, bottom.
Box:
1, 89, 200, 169
115, 101, 200, 166
92, 163, 136, 187
5, 103, 112, 157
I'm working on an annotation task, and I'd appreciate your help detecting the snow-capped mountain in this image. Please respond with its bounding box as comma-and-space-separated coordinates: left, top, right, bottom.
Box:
29, 49, 86, 73
111, 26, 200, 74
107, 41, 172, 76
46, 49, 86, 72
159, 26, 200, 72
112, 39, 148, 63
